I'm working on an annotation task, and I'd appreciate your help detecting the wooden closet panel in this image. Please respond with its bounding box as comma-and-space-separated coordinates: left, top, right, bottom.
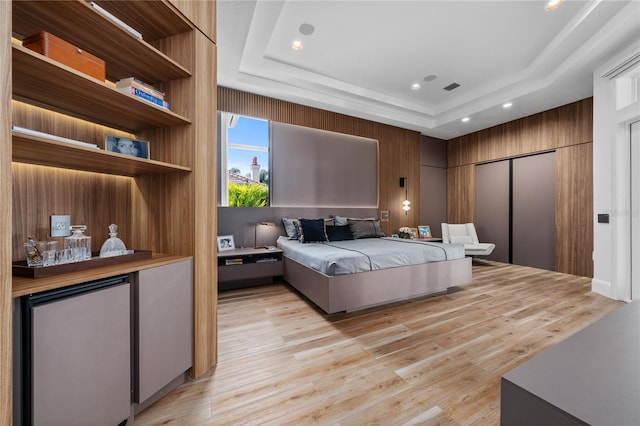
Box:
218, 87, 421, 238
447, 164, 475, 224
556, 143, 593, 277
558, 98, 593, 147
12, 164, 132, 262
1, 1, 12, 422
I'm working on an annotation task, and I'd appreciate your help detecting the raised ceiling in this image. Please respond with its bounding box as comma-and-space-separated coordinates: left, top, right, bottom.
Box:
217, 1, 640, 139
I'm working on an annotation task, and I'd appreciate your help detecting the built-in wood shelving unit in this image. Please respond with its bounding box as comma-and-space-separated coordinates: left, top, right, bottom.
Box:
12, 132, 191, 176
12, 44, 191, 132
12, 0, 192, 83
2, 4, 217, 421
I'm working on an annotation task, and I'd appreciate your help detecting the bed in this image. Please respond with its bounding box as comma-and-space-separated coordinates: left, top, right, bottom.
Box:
278, 236, 472, 313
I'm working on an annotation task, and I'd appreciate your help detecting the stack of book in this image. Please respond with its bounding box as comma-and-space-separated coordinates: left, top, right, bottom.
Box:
224, 258, 243, 266
116, 77, 170, 109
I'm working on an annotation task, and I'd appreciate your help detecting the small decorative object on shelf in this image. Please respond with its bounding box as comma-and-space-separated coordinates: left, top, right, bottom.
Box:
418, 225, 432, 238
64, 225, 92, 261
217, 235, 235, 251
398, 226, 416, 239
100, 223, 133, 258
24, 237, 58, 267
106, 135, 150, 159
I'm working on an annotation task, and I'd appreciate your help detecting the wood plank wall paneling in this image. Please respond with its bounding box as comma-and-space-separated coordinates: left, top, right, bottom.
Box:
447, 98, 594, 277
556, 144, 594, 277
448, 99, 593, 167
446, 164, 475, 224
217, 87, 422, 236
1, 1, 12, 423
11, 163, 133, 262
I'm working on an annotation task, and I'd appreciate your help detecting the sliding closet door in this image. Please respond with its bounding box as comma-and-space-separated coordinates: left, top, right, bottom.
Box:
476, 160, 510, 262
512, 152, 556, 270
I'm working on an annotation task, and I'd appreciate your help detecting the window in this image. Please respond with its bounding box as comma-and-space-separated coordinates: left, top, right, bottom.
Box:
219, 112, 270, 207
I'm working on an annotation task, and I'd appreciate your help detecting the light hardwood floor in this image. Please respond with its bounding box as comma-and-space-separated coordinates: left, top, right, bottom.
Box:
132, 261, 623, 425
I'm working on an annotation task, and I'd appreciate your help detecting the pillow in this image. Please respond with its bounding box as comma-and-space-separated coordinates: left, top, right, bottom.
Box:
348, 218, 385, 239
282, 218, 301, 240
299, 218, 328, 243
450, 235, 474, 244
333, 215, 349, 226
326, 225, 354, 242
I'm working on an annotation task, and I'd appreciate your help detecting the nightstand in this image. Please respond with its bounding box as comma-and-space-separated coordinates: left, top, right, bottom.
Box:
217, 247, 283, 290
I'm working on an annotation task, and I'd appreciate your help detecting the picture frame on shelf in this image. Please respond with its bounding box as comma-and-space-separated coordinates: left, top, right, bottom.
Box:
418, 225, 432, 238
217, 235, 235, 251
408, 227, 418, 239
106, 135, 150, 159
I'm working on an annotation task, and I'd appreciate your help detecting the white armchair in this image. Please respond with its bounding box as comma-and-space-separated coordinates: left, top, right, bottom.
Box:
441, 223, 495, 256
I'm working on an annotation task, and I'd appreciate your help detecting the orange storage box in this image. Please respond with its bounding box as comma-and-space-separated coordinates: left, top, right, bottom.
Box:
23, 31, 106, 81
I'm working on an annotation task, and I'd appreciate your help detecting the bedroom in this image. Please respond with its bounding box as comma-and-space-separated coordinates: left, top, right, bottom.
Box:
2, 0, 639, 424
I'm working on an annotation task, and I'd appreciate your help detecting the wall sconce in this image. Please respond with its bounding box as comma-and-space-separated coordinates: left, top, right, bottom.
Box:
400, 177, 411, 215
255, 221, 277, 248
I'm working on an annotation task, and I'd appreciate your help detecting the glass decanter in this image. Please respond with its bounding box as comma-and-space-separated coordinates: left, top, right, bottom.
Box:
99, 224, 127, 258
64, 225, 92, 261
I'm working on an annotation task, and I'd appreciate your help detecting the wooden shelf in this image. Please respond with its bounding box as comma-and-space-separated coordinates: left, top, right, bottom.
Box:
12, 254, 193, 298
12, 0, 191, 83
12, 132, 191, 176
12, 44, 191, 132
94, 0, 194, 43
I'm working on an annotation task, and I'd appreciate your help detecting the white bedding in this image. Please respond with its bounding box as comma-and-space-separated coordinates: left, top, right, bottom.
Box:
277, 236, 465, 276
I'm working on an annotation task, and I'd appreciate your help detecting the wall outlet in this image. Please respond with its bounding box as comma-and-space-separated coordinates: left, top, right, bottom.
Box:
51, 215, 71, 237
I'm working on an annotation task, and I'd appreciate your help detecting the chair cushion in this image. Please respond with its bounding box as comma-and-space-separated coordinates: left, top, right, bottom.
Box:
450, 235, 474, 244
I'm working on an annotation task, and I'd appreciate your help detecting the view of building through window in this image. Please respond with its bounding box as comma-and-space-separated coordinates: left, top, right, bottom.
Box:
220, 113, 270, 207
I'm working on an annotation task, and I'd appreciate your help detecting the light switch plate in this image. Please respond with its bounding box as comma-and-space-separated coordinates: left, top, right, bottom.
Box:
51, 215, 71, 237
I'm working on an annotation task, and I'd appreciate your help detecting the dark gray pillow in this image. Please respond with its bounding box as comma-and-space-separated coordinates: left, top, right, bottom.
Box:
348, 219, 385, 239
326, 225, 354, 242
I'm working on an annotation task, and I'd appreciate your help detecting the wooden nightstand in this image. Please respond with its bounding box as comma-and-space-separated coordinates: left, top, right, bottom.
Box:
217, 247, 283, 290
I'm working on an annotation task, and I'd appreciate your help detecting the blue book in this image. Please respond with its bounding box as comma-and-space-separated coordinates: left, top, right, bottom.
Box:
119, 86, 169, 109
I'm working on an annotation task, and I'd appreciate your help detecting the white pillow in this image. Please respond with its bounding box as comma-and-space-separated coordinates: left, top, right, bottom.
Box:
450, 235, 474, 244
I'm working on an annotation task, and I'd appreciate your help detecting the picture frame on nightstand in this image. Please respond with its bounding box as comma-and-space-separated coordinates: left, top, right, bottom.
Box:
418, 225, 432, 238
217, 235, 235, 251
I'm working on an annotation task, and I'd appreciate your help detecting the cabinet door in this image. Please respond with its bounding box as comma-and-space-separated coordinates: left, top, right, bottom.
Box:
136, 260, 193, 403
31, 283, 130, 426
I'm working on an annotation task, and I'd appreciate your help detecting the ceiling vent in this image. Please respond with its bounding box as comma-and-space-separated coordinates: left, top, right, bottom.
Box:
443, 82, 460, 91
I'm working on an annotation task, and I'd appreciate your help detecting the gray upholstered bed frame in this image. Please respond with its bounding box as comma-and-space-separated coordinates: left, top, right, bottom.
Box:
283, 255, 472, 314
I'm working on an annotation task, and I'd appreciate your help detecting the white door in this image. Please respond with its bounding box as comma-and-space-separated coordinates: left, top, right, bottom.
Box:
631, 120, 640, 300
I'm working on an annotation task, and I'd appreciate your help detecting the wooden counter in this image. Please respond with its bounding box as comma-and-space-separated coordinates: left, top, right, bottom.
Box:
12, 253, 192, 297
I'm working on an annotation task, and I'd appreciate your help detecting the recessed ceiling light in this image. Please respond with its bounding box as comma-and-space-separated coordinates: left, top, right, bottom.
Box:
503, 102, 513, 108
423, 75, 437, 82
545, 0, 564, 11
299, 23, 315, 36
411, 83, 421, 90
462, 117, 470, 123
292, 40, 303, 50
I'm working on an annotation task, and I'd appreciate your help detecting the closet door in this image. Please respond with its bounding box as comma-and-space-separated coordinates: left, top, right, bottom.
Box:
512, 152, 556, 270
476, 160, 510, 262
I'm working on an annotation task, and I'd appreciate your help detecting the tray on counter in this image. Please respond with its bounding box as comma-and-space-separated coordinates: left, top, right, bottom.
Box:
12, 250, 152, 278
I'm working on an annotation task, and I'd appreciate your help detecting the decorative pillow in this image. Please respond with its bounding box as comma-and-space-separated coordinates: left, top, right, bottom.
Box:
326, 225, 354, 242
299, 218, 328, 243
450, 235, 474, 244
348, 218, 385, 239
333, 215, 349, 226
282, 217, 301, 240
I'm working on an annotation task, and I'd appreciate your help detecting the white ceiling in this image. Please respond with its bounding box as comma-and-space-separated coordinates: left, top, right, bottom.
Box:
217, 0, 640, 140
